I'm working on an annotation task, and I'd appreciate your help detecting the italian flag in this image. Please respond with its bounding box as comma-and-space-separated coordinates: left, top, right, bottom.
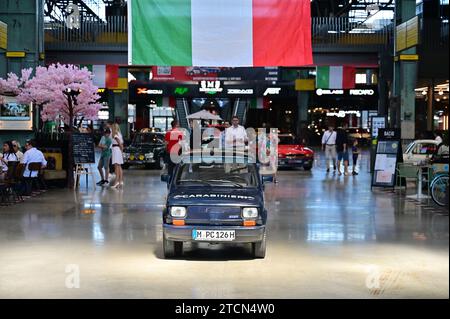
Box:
129, 0, 313, 67
315, 66, 356, 89
250, 97, 270, 109
80, 64, 119, 88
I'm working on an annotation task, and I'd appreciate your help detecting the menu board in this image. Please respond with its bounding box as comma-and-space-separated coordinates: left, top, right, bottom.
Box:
371, 129, 402, 188
72, 133, 95, 164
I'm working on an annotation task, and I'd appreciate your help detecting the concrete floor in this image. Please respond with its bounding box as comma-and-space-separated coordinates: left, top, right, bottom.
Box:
0, 152, 448, 298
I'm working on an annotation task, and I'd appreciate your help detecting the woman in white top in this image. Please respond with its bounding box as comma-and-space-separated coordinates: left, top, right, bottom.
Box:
111, 123, 124, 188
1, 141, 19, 180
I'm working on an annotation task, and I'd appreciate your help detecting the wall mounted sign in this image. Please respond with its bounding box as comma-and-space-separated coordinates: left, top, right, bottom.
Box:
263, 87, 281, 96
326, 110, 361, 118
0, 95, 32, 131
227, 89, 254, 95
315, 88, 344, 96
199, 80, 223, 94
349, 89, 375, 96
174, 87, 189, 95
137, 88, 164, 95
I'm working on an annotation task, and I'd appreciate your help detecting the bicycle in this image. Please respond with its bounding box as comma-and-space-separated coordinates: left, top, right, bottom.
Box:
430, 172, 449, 207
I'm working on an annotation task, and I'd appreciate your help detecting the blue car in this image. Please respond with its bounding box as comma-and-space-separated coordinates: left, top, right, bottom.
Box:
161, 154, 270, 259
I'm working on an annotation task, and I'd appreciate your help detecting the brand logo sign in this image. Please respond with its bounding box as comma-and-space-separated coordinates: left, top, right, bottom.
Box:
326, 110, 361, 118
227, 89, 254, 95
263, 87, 281, 96
137, 88, 163, 95
316, 88, 344, 96
349, 89, 375, 96
173, 194, 255, 200
174, 87, 189, 95
199, 80, 223, 94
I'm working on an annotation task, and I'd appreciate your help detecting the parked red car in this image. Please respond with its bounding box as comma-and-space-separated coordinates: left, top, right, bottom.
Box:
277, 134, 314, 170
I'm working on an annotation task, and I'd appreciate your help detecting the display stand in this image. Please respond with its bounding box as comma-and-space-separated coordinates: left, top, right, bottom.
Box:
74, 164, 96, 190
371, 129, 403, 190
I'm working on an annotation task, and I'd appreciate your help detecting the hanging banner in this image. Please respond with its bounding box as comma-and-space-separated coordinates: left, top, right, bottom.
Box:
129, 0, 313, 67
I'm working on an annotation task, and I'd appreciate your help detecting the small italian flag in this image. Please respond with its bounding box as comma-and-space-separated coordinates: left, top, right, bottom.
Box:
250, 97, 270, 109
80, 64, 119, 88
129, 0, 313, 67
315, 66, 356, 89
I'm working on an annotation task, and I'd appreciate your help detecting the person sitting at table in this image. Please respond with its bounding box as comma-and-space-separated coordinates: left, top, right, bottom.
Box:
20, 139, 47, 195
0, 141, 20, 180
11, 140, 24, 163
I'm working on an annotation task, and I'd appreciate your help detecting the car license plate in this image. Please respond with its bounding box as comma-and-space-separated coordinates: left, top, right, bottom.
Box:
289, 160, 302, 164
192, 229, 235, 241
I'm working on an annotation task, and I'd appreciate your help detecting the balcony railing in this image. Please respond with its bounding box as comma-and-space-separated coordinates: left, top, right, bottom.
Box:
44, 17, 394, 49
312, 17, 394, 47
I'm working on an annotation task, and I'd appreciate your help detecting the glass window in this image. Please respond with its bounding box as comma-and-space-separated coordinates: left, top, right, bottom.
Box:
175, 163, 258, 187
355, 73, 367, 84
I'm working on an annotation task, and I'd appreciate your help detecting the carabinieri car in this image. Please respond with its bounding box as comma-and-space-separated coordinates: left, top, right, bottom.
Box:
161, 153, 270, 259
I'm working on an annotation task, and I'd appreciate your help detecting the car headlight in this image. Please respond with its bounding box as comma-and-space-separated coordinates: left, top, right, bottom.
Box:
170, 206, 186, 218
242, 207, 258, 218
123, 153, 130, 158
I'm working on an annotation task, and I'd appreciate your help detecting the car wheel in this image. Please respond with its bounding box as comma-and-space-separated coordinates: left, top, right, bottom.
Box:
252, 231, 266, 259
303, 165, 312, 171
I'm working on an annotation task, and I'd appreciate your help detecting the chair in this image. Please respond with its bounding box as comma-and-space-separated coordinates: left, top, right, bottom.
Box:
25, 162, 44, 196
396, 163, 420, 193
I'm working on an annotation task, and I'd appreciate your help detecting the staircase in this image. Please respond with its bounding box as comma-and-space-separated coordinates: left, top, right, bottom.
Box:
175, 98, 190, 129
232, 98, 249, 126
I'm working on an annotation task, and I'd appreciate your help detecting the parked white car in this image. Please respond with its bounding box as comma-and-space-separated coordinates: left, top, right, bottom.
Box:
403, 139, 440, 164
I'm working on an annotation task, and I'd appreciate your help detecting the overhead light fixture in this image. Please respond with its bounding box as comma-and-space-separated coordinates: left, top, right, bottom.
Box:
422, 90, 427, 95
439, 90, 444, 96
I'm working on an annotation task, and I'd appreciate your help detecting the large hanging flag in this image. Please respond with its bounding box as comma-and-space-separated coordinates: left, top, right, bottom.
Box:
315, 66, 356, 89
129, 0, 313, 67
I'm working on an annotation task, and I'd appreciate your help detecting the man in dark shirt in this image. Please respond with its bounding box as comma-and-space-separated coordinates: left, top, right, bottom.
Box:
336, 126, 350, 176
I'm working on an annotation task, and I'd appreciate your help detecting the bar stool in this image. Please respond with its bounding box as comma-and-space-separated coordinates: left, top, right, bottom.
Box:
26, 162, 43, 196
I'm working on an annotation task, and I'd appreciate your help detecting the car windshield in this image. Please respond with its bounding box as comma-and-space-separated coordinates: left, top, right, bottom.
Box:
133, 133, 164, 144
175, 163, 258, 188
278, 136, 297, 145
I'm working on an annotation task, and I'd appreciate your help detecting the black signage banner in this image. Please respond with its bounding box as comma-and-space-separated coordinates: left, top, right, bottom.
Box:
72, 133, 95, 164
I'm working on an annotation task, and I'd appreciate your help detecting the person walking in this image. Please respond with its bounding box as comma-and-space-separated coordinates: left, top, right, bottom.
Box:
336, 126, 350, 176
96, 128, 112, 186
110, 123, 124, 188
165, 120, 184, 179
351, 139, 360, 175
321, 126, 337, 172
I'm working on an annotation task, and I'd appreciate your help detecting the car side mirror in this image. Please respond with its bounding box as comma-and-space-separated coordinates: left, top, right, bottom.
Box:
161, 174, 170, 183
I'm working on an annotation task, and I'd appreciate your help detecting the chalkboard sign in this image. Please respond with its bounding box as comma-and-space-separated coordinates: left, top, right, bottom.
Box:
72, 133, 95, 164
371, 129, 402, 188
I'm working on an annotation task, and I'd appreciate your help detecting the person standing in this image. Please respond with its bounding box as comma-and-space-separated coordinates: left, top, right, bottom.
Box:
336, 126, 350, 176
351, 139, 360, 176
111, 123, 124, 188
434, 132, 443, 145
96, 128, 112, 186
224, 116, 248, 152
321, 126, 337, 172
165, 120, 184, 179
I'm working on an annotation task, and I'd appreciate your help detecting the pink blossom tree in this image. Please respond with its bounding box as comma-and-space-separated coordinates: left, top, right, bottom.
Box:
1, 64, 102, 188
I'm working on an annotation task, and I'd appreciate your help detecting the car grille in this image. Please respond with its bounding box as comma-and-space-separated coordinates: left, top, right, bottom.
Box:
186, 206, 243, 226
